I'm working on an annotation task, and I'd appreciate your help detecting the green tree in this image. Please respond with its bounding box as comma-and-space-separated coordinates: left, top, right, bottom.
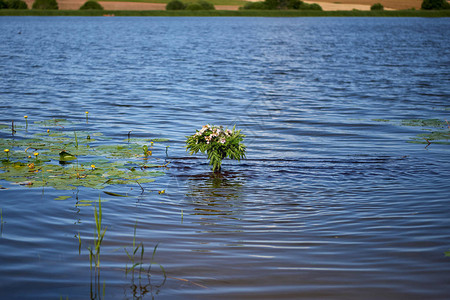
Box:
245, 0, 321, 10
305, 3, 322, 10
242, 1, 267, 9
421, 0, 450, 9
185, 2, 202, 10
79, 0, 104, 9
32, 0, 58, 9
287, 0, 303, 9
370, 3, 384, 10
6, 0, 28, 9
0, 0, 8, 9
197, 0, 215, 10
264, 0, 279, 9
166, 0, 185, 10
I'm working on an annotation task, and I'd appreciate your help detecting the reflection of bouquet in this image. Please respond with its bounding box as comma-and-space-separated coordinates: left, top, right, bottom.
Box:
186, 124, 246, 172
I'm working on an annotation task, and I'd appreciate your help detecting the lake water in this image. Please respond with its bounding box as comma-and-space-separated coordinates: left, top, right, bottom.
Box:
0, 16, 449, 299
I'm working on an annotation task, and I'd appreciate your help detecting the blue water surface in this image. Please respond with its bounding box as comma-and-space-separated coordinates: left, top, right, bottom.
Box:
0, 16, 449, 299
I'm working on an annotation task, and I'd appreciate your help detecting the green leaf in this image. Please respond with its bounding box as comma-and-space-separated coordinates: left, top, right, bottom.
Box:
54, 195, 71, 201
103, 191, 129, 197
59, 150, 77, 162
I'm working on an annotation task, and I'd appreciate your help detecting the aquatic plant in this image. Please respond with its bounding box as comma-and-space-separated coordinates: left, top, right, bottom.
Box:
373, 118, 450, 147
143, 145, 152, 158
0, 117, 169, 191
403, 119, 450, 146
124, 221, 144, 278
3, 149, 9, 160
59, 150, 77, 162
186, 124, 246, 172
77, 232, 82, 255
0, 208, 4, 236
88, 197, 107, 271
124, 221, 166, 282
87, 199, 107, 300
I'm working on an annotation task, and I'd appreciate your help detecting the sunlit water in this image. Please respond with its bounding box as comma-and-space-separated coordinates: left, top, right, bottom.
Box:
0, 17, 449, 299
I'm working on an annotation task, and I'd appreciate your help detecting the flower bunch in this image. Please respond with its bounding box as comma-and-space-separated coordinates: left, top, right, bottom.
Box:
186, 124, 246, 172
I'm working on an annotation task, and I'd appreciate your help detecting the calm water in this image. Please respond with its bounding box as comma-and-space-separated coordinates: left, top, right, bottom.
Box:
0, 16, 450, 299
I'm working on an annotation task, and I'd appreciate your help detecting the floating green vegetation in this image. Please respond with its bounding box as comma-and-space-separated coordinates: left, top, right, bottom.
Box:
0, 117, 170, 191
373, 118, 450, 146
403, 119, 450, 145
372, 119, 390, 122
401, 119, 446, 128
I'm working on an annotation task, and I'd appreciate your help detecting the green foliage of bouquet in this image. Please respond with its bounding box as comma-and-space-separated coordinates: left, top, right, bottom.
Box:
186, 125, 246, 172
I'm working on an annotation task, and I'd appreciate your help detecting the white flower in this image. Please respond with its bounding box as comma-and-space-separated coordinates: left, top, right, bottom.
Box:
220, 139, 226, 144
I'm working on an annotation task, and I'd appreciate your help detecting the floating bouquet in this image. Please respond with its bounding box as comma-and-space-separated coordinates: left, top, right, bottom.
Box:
186, 124, 246, 172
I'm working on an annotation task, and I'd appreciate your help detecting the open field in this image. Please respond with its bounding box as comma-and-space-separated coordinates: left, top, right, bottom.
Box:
23, 0, 247, 10
20, 0, 433, 11
306, 0, 423, 10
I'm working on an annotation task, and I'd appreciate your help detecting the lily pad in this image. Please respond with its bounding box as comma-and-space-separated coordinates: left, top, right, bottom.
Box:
373, 118, 450, 146
59, 151, 77, 162
401, 119, 446, 128
0, 117, 169, 191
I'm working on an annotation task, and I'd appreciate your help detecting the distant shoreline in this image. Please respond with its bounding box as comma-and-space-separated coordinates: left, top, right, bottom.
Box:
1, 9, 449, 17
22, 0, 426, 11
14, 0, 437, 11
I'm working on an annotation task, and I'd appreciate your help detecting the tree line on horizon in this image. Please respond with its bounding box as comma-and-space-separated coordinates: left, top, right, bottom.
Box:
0, 0, 449, 11
241, 0, 450, 10
0, 0, 104, 10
